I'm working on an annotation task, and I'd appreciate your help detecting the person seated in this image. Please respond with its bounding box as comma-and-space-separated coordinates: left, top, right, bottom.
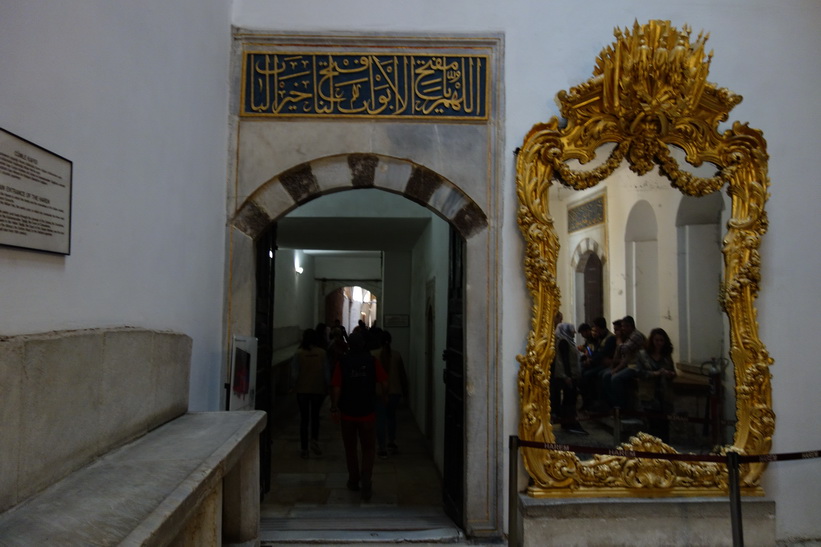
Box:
601, 315, 646, 410
577, 323, 595, 356
579, 316, 615, 412
636, 328, 677, 442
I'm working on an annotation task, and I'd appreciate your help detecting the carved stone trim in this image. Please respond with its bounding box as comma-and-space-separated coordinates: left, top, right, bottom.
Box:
231, 154, 488, 240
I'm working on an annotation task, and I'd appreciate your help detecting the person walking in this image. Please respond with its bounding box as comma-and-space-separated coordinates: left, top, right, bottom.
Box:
292, 328, 330, 459
372, 330, 409, 458
330, 332, 388, 501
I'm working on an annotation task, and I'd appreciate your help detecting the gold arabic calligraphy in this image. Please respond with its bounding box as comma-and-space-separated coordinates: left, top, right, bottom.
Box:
243, 53, 488, 119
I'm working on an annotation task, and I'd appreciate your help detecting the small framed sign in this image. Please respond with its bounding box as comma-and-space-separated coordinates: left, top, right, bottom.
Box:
0, 128, 72, 255
228, 335, 258, 411
383, 314, 409, 328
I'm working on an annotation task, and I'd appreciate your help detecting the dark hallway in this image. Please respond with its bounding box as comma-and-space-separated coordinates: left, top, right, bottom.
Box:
259, 394, 463, 544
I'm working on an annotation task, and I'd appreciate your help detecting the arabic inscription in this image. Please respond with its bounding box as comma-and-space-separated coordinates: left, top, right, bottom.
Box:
242, 52, 489, 120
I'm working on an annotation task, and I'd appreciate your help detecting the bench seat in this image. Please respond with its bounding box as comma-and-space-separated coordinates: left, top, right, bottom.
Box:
0, 411, 266, 547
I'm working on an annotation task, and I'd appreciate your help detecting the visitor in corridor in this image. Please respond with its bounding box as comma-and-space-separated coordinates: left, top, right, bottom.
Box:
327, 326, 349, 363
330, 332, 388, 501
372, 330, 409, 458
314, 322, 330, 348
366, 325, 384, 352
332, 318, 348, 341
292, 328, 330, 459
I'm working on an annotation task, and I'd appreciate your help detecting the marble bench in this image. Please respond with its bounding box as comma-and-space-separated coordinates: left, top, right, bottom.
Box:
0, 411, 266, 546
0, 327, 266, 546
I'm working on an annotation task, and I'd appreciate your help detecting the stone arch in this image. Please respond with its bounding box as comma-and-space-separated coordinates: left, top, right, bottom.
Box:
322, 279, 381, 299
230, 153, 488, 239
570, 237, 605, 270
570, 238, 606, 325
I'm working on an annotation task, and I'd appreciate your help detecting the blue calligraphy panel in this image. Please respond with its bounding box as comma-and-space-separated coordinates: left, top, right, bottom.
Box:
242, 52, 489, 120
568, 196, 605, 233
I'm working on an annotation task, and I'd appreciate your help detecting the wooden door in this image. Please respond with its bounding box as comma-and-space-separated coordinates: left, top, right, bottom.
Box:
583, 252, 603, 322
253, 225, 276, 496
442, 226, 465, 528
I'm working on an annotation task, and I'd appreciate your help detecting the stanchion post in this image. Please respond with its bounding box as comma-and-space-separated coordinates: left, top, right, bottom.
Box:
727, 451, 744, 547
509, 435, 520, 547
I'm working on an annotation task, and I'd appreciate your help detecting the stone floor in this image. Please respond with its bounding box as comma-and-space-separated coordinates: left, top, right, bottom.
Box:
258, 394, 714, 544
260, 395, 470, 545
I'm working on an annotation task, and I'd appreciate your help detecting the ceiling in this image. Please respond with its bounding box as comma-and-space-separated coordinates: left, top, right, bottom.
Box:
276, 216, 431, 253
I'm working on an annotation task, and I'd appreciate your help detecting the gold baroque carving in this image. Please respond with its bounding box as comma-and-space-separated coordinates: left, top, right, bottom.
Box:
516, 20, 772, 496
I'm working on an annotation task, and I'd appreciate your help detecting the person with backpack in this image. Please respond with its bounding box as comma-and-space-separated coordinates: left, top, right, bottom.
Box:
330, 331, 388, 501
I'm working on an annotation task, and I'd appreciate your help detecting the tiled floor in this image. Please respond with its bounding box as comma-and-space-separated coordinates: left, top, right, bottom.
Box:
260, 395, 464, 544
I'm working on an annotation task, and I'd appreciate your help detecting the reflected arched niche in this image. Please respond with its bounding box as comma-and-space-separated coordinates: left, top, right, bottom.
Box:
624, 200, 659, 327
676, 193, 727, 365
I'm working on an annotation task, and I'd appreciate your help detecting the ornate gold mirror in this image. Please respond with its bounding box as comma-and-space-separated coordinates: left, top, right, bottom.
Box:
516, 20, 772, 496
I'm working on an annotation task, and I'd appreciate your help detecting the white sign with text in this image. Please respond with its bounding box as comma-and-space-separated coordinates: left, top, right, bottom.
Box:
0, 128, 72, 254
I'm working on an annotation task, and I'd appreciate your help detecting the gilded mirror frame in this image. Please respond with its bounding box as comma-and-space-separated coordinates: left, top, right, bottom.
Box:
516, 20, 772, 496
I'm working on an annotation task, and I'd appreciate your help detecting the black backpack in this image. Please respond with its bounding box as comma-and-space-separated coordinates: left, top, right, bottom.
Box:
338, 352, 376, 417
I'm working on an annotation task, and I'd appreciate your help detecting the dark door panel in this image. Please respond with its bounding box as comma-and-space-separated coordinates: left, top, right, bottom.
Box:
254, 225, 276, 497
442, 227, 465, 528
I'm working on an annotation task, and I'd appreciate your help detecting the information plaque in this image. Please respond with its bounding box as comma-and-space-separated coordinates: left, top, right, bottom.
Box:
0, 128, 72, 255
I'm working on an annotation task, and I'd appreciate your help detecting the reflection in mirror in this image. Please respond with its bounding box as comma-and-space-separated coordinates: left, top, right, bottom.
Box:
515, 20, 772, 496
549, 148, 735, 455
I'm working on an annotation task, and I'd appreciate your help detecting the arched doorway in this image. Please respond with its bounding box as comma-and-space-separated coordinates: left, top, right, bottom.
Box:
581, 252, 603, 323
571, 238, 606, 325
675, 192, 726, 365
229, 155, 497, 535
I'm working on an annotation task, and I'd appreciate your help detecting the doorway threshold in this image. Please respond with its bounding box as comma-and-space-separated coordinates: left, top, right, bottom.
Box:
261, 505, 463, 544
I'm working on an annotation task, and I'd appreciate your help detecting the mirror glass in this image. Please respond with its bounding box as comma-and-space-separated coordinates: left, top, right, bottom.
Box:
515, 20, 773, 495
549, 145, 735, 455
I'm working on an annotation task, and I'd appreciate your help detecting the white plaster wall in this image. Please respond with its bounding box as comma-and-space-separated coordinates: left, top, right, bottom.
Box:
314, 255, 381, 279
382, 250, 413, 371
409, 213, 450, 471
0, 1, 231, 410
273, 250, 316, 331
234, 1, 821, 541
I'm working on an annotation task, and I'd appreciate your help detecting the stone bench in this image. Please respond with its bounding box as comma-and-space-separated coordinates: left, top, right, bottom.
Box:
0, 411, 265, 546
0, 327, 266, 546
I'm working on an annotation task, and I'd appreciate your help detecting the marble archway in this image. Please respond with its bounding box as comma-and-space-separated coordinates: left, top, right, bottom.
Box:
231, 153, 487, 240
227, 152, 501, 537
